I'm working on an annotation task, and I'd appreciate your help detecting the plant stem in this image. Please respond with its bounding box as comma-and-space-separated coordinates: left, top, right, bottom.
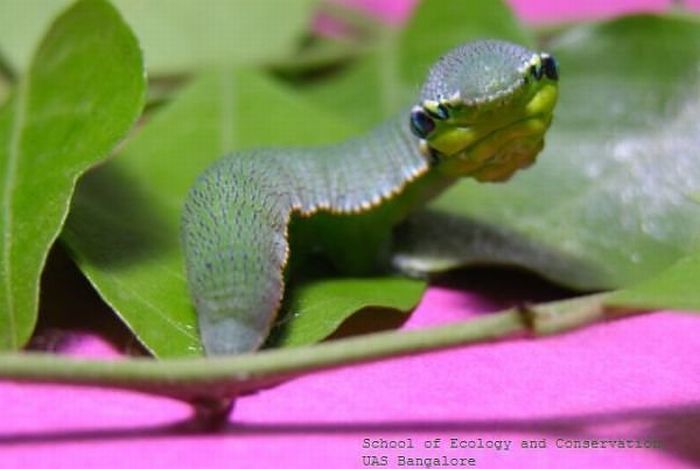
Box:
0, 292, 624, 405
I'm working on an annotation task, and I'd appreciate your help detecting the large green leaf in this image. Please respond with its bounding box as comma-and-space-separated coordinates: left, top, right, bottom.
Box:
393, 15, 700, 291
301, 0, 532, 128
62, 69, 424, 357
0, 0, 145, 349
0, 0, 317, 75
272, 277, 425, 347
607, 250, 700, 311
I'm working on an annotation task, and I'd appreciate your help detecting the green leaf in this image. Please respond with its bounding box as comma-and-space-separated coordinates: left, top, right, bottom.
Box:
302, 0, 532, 128
63, 69, 424, 357
272, 277, 426, 347
0, 0, 145, 349
607, 250, 700, 311
0, 0, 318, 75
393, 15, 700, 291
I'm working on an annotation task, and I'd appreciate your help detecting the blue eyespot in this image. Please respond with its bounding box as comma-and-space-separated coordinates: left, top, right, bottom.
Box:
410, 108, 436, 138
542, 55, 559, 81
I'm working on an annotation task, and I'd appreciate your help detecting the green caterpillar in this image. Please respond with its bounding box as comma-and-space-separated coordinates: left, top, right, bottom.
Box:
182, 40, 559, 355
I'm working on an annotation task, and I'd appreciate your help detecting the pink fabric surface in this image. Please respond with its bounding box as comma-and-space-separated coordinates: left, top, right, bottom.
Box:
1, 284, 699, 468
3, 1, 699, 468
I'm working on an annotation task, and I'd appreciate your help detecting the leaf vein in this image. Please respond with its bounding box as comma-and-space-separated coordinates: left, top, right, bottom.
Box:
104, 272, 198, 342
2, 78, 30, 348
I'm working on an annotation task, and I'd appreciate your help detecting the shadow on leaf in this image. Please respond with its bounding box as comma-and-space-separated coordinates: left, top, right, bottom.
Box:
63, 162, 175, 269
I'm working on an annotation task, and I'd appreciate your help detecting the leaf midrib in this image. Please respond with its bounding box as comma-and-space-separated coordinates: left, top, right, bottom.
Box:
1, 77, 30, 348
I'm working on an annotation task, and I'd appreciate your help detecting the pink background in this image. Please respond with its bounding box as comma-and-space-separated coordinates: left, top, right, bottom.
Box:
3, 1, 700, 468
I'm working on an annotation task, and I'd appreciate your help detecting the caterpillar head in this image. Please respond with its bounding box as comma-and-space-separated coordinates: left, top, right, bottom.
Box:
410, 40, 559, 182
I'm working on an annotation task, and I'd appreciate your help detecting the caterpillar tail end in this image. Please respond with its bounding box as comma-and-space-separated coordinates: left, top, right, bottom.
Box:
196, 300, 268, 355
